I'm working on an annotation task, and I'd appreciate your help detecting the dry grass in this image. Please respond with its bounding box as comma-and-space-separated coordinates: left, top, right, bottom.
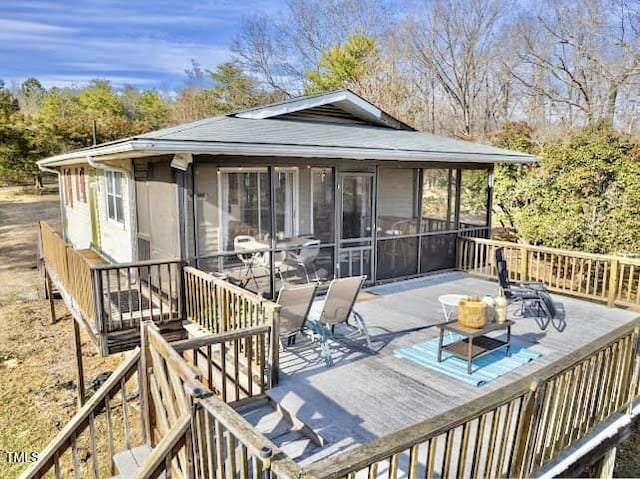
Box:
0, 186, 123, 478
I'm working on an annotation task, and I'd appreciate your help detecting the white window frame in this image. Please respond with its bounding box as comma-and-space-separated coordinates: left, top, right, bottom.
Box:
105, 170, 126, 225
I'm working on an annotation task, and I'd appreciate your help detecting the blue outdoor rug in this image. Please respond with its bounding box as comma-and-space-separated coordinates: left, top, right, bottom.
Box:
394, 334, 540, 387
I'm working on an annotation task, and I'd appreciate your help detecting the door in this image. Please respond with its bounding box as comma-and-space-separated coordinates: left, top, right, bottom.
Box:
338, 173, 374, 279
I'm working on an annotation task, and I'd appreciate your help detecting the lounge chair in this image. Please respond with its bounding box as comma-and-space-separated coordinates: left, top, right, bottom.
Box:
276, 284, 317, 348
495, 249, 560, 329
495, 247, 547, 293
309, 276, 371, 366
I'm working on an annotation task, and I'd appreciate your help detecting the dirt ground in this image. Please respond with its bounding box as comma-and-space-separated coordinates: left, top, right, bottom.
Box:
0, 186, 122, 478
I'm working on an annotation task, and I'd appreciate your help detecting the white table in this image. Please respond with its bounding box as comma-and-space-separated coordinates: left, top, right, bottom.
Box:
438, 294, 468, 321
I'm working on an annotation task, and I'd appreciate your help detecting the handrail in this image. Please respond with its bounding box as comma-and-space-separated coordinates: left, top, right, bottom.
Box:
92, 258, 183, 271
20, 349, 142, 479
130, 414, 191, 479
461, 236, 623, 261
171, 325, 272, 352
304, 319, 640, 478
457, 236, 640, 308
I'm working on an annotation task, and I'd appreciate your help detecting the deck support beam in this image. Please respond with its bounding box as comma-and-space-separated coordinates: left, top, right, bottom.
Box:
597, 446, 616, 478
45, 269, 56, 324
72, 318, 86, 409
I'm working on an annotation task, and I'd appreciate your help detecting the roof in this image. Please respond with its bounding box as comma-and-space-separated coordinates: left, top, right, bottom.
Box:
37, 89, 537, 167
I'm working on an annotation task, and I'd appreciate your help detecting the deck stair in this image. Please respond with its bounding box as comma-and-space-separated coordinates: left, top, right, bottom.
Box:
110, 445, 155, 479
235, 398, 324, 462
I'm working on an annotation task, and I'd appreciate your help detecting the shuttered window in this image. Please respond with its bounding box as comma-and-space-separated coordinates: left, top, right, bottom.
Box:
64, 168, 73, 207
75, 167, 87, 203
106, 171, 125, 224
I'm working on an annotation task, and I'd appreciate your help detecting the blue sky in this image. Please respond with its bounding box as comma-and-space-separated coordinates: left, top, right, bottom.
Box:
1, 0, 283, 91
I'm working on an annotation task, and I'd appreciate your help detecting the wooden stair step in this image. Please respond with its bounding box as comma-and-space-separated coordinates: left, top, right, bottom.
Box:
112, 444, 152, 478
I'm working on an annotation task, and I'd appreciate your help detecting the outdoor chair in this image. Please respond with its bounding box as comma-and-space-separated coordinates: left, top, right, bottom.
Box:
283, 240, 321, 284
526, 290, 563, 331
308, 275, 371, 366
495, 247, 547, 293
276, 283, 318, 348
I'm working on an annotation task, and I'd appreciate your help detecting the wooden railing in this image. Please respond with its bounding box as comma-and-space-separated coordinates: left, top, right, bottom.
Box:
19, 349, 146, 479
94, 260, 183, 334
39, 221, 95, 320
184, 266, 279, 333
457, 237, 640, 308
184, 267, 280, 384
303, 321, 640, 479
173, 325, 276, 403
38, 222, 185, 354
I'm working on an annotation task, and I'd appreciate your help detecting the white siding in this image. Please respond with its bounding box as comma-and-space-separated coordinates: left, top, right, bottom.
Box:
95, 164, 134, 263
63, 168, 92, 249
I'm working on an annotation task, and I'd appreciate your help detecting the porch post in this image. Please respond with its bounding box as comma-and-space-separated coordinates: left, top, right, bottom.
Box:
72, 318, 86, 409
268, 166, 276, 297
486, 166, 494, 238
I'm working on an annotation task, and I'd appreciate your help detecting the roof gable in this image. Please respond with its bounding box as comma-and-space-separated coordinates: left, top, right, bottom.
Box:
232, 90, 415, 130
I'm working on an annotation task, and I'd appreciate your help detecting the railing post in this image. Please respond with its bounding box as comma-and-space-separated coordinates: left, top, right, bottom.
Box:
607, 258, 619, 308
92, 268, 109, 355
269, 305, 280, 387
178, 262, 187, 321
140, 320, 153, 446
509, 381, 545, 479
260, 446, 273, 479
627, 327, 640, 410
520, 246, 530, 282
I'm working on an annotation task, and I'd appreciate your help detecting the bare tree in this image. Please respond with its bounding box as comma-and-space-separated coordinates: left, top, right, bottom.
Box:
232, 0, 395, 94
407, 0, 508, 136
513, 0, 640, 127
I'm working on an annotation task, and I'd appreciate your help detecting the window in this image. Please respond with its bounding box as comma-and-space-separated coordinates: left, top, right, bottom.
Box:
106, 170, 125, 224
219, 168, 270, 251
75, 167, 87, 203
64, 168, 73, 207
274, 167, 298, 240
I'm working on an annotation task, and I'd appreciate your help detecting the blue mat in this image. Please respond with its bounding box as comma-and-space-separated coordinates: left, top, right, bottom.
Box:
394, 334, 540, 387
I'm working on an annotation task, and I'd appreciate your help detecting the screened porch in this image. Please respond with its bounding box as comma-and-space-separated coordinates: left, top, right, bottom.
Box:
191, 159, 493, 298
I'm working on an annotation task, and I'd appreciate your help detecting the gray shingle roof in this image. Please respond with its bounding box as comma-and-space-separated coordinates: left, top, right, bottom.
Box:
133, 115, 535, 162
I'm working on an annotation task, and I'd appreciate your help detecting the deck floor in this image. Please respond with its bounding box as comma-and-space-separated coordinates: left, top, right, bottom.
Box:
268, 272, 638, 465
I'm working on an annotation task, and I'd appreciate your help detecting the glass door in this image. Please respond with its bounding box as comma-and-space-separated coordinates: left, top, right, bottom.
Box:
338, 173, 374, 279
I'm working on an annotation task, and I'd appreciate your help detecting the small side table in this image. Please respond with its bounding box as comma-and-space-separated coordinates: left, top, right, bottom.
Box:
437, 320, 514, 374
438, 294, 467, 321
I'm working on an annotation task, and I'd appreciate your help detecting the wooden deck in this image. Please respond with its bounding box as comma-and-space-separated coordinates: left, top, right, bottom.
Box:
268, 272, 639, 465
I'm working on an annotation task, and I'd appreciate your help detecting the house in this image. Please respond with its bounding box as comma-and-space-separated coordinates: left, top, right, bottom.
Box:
38, 90, 535, 297
28, 90, 639, 479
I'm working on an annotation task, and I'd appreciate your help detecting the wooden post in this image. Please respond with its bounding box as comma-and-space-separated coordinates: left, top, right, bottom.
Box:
45, 270, 56, 324
139, 320, 153, 446
508, 381, 545, 479
72, 318, 86, 408
269, 306, 280, 387
597, 447, 617, 479
607, 258, 619, 308
520, 246, 530, 283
